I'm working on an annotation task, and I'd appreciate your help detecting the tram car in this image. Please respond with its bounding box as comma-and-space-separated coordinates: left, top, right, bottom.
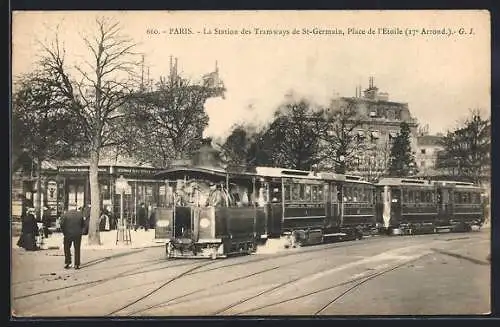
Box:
321, 173, 378, 239
251, 167, 377, 248
154, 166, 261, 260
433, 180, 485, 232
375, 178, 484, 235
375, 178, 437, 235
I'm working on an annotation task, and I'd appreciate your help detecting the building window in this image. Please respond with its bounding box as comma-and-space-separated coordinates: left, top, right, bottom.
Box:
420, 161, 426, 168
395, 110, 401, 120
387, 109, 395, 120
421, 149, 426, 154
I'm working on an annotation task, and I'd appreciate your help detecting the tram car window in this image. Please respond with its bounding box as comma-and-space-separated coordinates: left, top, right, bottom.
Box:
284, 184, 291, 201
305, 185, 312, 201
311, 185, 318, 201
271, 187, 281, 202
291, 184, 300, 201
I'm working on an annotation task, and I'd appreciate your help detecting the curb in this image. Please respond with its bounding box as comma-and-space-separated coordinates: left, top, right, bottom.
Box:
38, 242, 165, 251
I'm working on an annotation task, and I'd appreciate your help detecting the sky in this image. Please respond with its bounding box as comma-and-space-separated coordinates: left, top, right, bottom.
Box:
12, 10, 491, 139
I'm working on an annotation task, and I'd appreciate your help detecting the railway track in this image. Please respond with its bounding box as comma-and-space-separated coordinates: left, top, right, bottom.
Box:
217, 254, 430, 315
107, 260, 218, 316
128, 247, 437, 315
18, 237, 376, 316
13, 232, 483, 316
131, 236, 480, 316
124, 247, 363, 315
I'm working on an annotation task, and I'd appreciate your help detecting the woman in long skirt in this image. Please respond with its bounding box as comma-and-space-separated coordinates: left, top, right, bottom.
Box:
18, 208, 39, 251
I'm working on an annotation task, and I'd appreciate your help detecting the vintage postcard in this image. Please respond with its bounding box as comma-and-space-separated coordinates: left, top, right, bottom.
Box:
11, 10, 491, 317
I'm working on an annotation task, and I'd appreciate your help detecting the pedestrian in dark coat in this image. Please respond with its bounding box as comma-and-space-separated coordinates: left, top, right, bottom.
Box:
99, 207, 111, 231
135, 203, 148, 231
60, 208, 85, 269
42, 207, 52, 238
82, 205, 91, 235
148, 204, 156, 229
18, 208, 38, 251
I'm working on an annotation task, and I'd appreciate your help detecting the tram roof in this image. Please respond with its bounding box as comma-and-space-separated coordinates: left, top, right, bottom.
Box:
252, 166, 322, 179
431, 180, 481, 189
376, 177, 435, 187
155, 165, 256, 180
316, 172, 346, 181
155, 166, 228, 179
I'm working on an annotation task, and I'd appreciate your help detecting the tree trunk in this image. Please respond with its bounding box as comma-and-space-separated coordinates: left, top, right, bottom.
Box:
36, 157, 43, 221
87, 146, 101, 245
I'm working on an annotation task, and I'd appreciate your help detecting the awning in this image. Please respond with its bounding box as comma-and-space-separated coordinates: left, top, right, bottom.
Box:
389, 132, 398, 138
370, 131, 380, 139
357, 130, 365, 137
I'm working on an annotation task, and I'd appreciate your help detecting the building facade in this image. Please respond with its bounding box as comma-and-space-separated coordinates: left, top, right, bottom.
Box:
11, 151, 163, 225
330, 77, 419, 181
415, 134, 445, 176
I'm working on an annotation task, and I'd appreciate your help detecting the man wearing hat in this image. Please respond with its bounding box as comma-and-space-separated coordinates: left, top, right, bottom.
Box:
59, 207, 85, 269
41, 206, 52, 238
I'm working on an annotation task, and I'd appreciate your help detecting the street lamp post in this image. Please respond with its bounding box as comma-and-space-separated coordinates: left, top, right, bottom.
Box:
115, 175, 131, 245
337, 155, 345, 173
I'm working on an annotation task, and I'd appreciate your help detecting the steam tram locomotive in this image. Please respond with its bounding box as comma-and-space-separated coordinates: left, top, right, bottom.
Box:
375, 178, 485, 235
154, 166, 263, 259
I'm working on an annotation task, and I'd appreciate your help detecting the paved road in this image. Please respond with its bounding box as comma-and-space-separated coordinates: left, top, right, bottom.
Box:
11, 229, 490, 317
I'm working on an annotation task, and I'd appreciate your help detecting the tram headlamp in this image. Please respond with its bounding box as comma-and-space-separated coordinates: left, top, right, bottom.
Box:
157, 220, 170, 227
200, 218, 211, 228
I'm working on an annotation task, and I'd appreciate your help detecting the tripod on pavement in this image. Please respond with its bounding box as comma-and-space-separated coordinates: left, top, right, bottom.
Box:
115, 218, 132, 245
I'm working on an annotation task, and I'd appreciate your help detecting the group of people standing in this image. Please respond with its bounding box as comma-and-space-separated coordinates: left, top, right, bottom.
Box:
134, 203, 156, 231
16, 202, 157, 270
16, 207, 53, 251
17, 206, 85, 269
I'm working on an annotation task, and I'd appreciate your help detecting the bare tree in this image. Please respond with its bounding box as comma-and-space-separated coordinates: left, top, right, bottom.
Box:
37, 17, 141, 244
438, 109, 490, 184
124, 74, 222, 167
12, 69, 85, 219
320, 99, 364, 174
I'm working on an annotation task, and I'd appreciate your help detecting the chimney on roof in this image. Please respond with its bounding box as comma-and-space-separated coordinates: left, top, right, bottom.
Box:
363, 76, 379, 100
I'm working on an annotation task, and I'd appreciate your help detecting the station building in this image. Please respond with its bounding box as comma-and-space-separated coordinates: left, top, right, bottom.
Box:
11, 149, 163, 223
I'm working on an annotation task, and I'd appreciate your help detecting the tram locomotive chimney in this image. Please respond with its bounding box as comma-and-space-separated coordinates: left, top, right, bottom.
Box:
191, 137, 224, 168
